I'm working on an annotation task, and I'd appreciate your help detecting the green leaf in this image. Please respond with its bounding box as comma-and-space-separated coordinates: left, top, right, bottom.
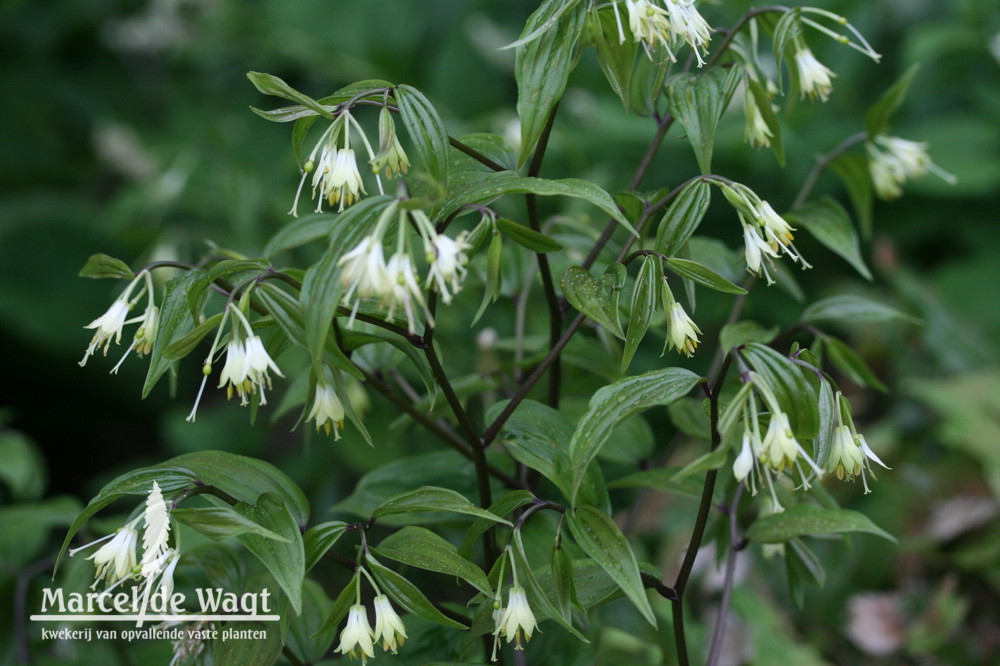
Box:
560, 263, 627, 339
831, 153, 874, 238
865, 64, 920, 137
442, 171, 636, 236
747, 75, 785, 165
622, 255, 660, 371
591, 4, 638, 108
303, 521, 348, 573
665, 257, 748, 294
802, 295, 920, 325
470, 236, 502, 324
515, 0, 587, 166
745, 503, 896, 543
234, 493, 307, 614
173, 506, 290, 542
163, 312, 223, 360
286, 579, 338, 664
606, 468, 703, 499
396, 84, 450, 186
313, 572, 358, 638
813, 379, 837, 468
372, 486, 512, 525
771, 8, 802, 86
628, 45, 669, 116
340, 329, 437, 408
665, 67, 741, 173
210, 572, 285, 666
78, 253, 134, 280
263, 213, 337, 257
496, 217, 563, 253
568, 505, 656, 626
719, 320, 779, 352
246, 72, 330, 118
741, 343, 820, 438
824, 335, 888, 392
569, 367, 700, 502
378, 526, 492, 596
787, 197, 871, 280
142, 270, 208, 398
366, 554, 467, 629
654, 179, 712, 255
0, 431, 46, 501
510, 530, 588, 641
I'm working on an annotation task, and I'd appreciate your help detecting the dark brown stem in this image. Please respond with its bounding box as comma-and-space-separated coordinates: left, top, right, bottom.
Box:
525, 104, 563, 408
671, 353, 732, 666
449, 136, 507, 172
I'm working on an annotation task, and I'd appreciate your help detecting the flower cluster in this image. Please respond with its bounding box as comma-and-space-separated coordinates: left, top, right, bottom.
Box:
616, 0, 712, 65
866, 135, 955, 200
731, 374, 823, 509
337, 200, 474, 333
79, 269, 160, 373
719, 181, 810, 285
69, 481, 180, 618
794, 47, 836, 102
826, 394, 891, 493
335, 571, 408, 664
291, 104, 409, 216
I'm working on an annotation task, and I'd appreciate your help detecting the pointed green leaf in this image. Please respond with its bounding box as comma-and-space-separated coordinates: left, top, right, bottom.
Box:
247, 72, 331, 118
263, 213, 337, 257
719, 320, 779, 352
865, 64, 920, 137
496, 217, 563, 253
568, 505, 655, 626
665, 67, 741, 173
366, 554, 467, 629
747, 75, 785, 165
831, 153, 874, 238
163, 312, 224, 361
560, 263, 627, 339
313, 572, 358, 638
303, 521, 348, 573
746, 503, 896, 543
787, 197, 872, 280
591, 4, 638, 108
143, 269, 208, 398
802, 295, 920, 325
665, 257, 747, 294
511, 530, 589, 641
373, 486, 512, 525
378, 526, 492, 596
234, 493, 306, 614
740, 343, 820, 438
622, 255, 660, 371
473, 228, 504, 324
396, 84, 449, 186
79, 254, 134, 280
515, 0, 587, 166
654, 179, 712, 255
569, 367, 700, 502
824, 335, 888, 392
173, 506, 290, 542
460, 490, 535, 559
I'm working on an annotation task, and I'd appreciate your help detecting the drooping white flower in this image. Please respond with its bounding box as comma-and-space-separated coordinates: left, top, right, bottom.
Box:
856, 433, 891, 494
384, 252, 426, 333
80, 298, 131, 366
69, 517, 141, 589
754, 201, 810, 267
314, 148, 366, 212
308, 381, 345, 438
665, 302, 702, 357
761, 411, 800, 472
372, 594, 407, 654
242, 334, 283, 406
795, 47, 836, 102
339, 236, 390, 304
827, 425, 866, 481
623, 0, 674, 58
336, 604, 376, 664
733, 430, 756, 482
664, 0, 713, 66
866, 135, 955, 200
741, 222, 780, 284
495, 586, 538, 650
426, 232, 471, 304
111, 303, 160, 374
217, 338, 250, 404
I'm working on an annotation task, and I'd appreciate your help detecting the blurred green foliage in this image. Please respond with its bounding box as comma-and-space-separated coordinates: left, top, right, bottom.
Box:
1, 0, 999, 664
